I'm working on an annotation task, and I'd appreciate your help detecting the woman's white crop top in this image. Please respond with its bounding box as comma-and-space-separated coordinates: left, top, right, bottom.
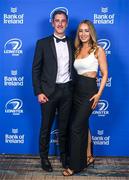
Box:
74, 51, 98, 75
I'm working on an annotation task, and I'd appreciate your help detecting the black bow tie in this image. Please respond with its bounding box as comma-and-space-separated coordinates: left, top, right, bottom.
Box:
53, 35, 66, 43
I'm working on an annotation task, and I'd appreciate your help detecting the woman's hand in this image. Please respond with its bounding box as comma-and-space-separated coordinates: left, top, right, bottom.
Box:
90, 93, 101, 109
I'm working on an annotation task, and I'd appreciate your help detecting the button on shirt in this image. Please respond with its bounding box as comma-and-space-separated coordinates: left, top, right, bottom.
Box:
54, 35, 70, 83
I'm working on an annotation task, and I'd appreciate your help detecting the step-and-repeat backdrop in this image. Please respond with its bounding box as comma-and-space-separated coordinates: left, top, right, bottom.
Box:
0, 0, 129, 156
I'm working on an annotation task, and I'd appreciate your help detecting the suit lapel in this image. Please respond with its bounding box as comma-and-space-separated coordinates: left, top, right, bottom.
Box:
50, 36, 57, 60
67, 38, 73, 74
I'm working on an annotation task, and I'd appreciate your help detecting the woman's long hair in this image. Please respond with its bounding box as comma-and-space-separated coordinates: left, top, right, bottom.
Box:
74, 20, 98, 58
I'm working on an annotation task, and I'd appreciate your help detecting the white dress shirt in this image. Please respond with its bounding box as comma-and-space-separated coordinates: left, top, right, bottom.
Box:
53, 34, 70, 83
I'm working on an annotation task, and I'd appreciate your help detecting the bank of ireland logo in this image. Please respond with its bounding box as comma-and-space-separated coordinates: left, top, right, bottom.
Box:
93, 7, 115, 25
11, 70, 17, 76
49, 7, 68, 22
97, 39, 111, 56
4, 38, 23, 56
5, 98, 23, 115
92, 99, 109, 117
5, 128, 25, 144
92, 129, 110, 146
101, 7, 108, 14
4, 69, 24, 87
3, 7, 24, 24
11, 7, 17, 13
97, 70, 112, 88
97, 130, 104, 136
50, 129, 59, 145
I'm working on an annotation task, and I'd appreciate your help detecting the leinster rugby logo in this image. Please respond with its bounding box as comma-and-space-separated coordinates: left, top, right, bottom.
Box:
97, 39, 110, 51
98, 100, 108, 111
97, 39, 111, 56
49, 7, 68, 22
92, 99, 109, 117
5, 98, 23, 115
4, 38, 23, 56
50, 129, 59, 145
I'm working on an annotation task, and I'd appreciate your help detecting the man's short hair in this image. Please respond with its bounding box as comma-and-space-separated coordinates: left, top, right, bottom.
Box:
52, 10, 68, 21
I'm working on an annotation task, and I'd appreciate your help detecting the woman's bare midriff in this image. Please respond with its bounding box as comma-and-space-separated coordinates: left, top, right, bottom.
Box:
81, 71, 97, 78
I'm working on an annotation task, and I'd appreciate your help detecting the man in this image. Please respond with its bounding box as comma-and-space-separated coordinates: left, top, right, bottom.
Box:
32, 10, 74, 172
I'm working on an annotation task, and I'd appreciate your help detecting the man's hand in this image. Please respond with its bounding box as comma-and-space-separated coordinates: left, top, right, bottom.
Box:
37, 93, 49, 103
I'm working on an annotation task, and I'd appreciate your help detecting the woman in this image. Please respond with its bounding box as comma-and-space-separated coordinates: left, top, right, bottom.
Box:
63, 20, 108, 176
